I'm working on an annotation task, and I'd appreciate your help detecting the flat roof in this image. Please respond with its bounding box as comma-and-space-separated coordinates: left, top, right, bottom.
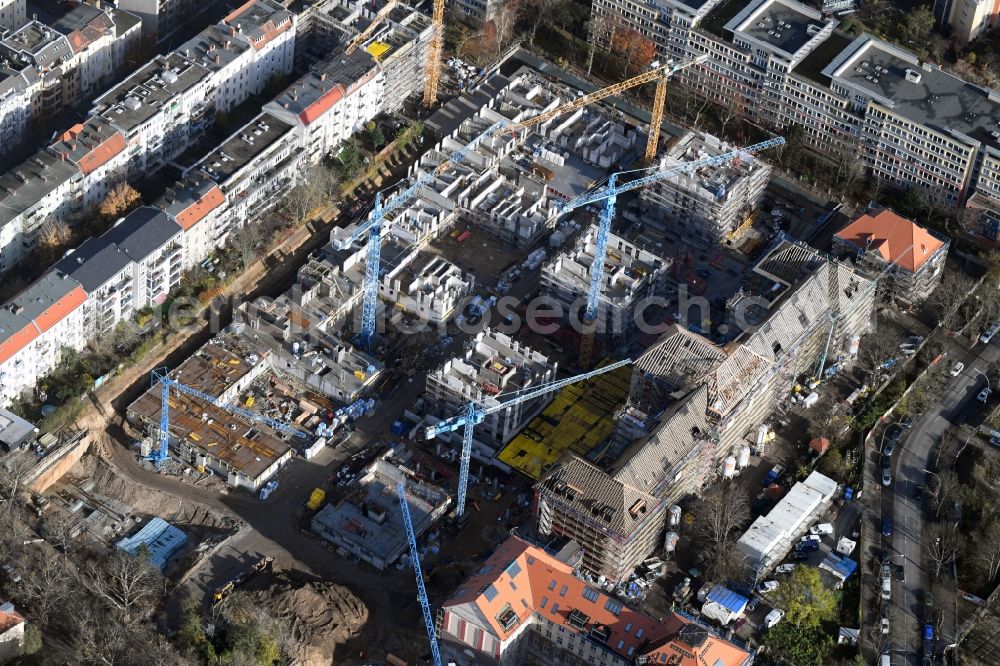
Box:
192, 113, 294, 183
0, 21, 72, 67
178, 25, 251, 73
268, 49, 378, 124
102, 207, 181, 263
93, 53, 211, 131
54, 237, 131, 293
794, 30, 853, 86
0, 150, 79, 227
729, 0, 824, 56
825, 35, 1000, 148
0, 408, 35, 449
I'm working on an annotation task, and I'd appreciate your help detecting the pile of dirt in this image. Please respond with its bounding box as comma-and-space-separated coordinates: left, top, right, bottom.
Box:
250, 575, 369, 664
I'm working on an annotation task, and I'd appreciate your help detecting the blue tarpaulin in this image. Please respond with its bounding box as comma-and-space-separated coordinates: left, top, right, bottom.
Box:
116, 517, 187, 571
705, 584, 749, 614
820, 552, 858, 581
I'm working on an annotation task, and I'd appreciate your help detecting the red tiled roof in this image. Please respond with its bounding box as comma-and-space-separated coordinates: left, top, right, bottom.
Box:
0, 322, 39, 366
444, 537, 751, 665
34, 285, 86, 334
175, 185, 225, 231
0, 609, 24, 633
249, 17, 292, 52
298, 85, 345, 125
834, 208, 945, 273
77, 131, 126, 176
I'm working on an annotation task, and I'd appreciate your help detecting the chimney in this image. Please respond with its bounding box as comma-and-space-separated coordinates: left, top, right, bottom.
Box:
229, 25, 236, 37
215, 54, 221, 64
320, 72, 326, 81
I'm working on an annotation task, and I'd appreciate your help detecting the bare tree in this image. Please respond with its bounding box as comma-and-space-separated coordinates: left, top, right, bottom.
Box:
15, 552, 73, 626
688, 485, 751, 548
489, 5, 519, 61
855, 331, 898, 378
716, 102, 740, 140
976, 519, 1000, 583
0, 455, 36, 515
925, 522, 959, 579
929, 469, 962, 519
83, 550, 163, 626
515, 0, 565, 47
924, 270, 976, 328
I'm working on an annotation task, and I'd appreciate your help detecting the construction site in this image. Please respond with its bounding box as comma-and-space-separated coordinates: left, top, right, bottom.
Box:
0, 22, 888, 661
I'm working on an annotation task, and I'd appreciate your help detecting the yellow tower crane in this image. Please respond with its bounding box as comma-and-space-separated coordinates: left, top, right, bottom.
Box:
644, 55, 709, 165
426, 55, 711, 171
345, 0, 400, 55
422, 0, 445, 107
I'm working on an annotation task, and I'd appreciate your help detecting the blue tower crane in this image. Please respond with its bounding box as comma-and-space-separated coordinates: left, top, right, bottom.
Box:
553, 137, 787, 364
397, 482, 443, 666
332, 57, 711, 348
423, 358, 633, 518
149, 367, 309, 466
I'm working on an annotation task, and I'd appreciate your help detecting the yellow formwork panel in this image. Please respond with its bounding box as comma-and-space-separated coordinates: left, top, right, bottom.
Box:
497, 360, 632, 479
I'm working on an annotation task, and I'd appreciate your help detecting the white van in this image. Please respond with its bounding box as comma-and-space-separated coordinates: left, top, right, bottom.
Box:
881, 575, 891, 600
764, 608, 785, 629
809, 522, 834, 536
981, 318, 1000, 344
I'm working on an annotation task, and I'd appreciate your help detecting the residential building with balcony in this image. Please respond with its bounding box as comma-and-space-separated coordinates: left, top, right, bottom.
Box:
155, 176, 227, 270
100, 207, 184, 308
263, 49, 383, 162
0, 20, 76, 121
188, 112, 301, 236
299, 0, 430, 112
0, 271, 87, 406
439, 535, 754, 666
91, 52, 212, 176
54, 237, 135, 338
0, 151, 80, 274
48, 118, 130, 210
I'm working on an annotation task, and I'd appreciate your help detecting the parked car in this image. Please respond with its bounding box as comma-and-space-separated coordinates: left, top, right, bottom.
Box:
923, 624, 934, 658
882, 458, 892, 486
776, 563, 796, 574
795, 539, 820, 553
882, 517, 893, 537
881, 616, 890, 635
762, 463, 786, 486
950, 361, 965, 377
809, 523, 834, 536
883, 438, 897, 457
882, 576, 892, 600
800, 534, 821, 544
979, 387, 992, 402
894, 564, 905, 582
757, 580, 779, 594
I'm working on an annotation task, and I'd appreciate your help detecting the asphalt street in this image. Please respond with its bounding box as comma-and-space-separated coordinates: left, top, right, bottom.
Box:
882, 339, 999, 664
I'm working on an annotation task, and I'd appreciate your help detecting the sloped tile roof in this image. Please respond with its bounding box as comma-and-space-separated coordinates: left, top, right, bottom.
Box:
835, 208, 945, 272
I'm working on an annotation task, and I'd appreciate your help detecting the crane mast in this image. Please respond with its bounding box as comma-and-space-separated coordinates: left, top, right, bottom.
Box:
422, 0, 445, 106
149, 368, 308, 466
397, 482, 443, 666
424, 358, 633, 517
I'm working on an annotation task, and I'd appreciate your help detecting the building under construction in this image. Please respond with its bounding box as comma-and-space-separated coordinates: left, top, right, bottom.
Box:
639, 130, 771, 247
125, 337, 298, 490
311, 448, 451, 569
533, 239, 875, 581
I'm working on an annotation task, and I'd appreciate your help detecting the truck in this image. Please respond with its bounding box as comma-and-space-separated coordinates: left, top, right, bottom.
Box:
762, 464, 786, 487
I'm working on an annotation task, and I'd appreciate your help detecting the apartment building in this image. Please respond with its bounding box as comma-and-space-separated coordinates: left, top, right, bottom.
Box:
264, 49, 384, 161
54, 237, 135, 339
541, 227, 671, 340
594, 0, 1000, 206
188, 113, 302, 235
219, 0, 296, 95
935, 0, 1000, 45
439, 535, 754, 666
0, 151, 81, 274
48, 119, 131, 210
102, 207, 184, 308
0, 271, 87, 406
155, 176, 227, 271
117, 0, 216, 44
299, 0, 431, 112
0, 21, 75, 121
0, 59, 38, 149
92, 52, 212, 175
641, 131, 771, 246
0, 0, 24, 31
447, 0, 505, 22
426, 329, 557, 449
832, 208, 949, 306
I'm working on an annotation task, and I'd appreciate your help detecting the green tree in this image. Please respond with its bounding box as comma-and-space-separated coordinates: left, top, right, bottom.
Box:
897, 7, 935, 46
334, 138, 364, 180
363, 121, 385, 150
765, 621, 834, 665
770, 566, 838, 628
